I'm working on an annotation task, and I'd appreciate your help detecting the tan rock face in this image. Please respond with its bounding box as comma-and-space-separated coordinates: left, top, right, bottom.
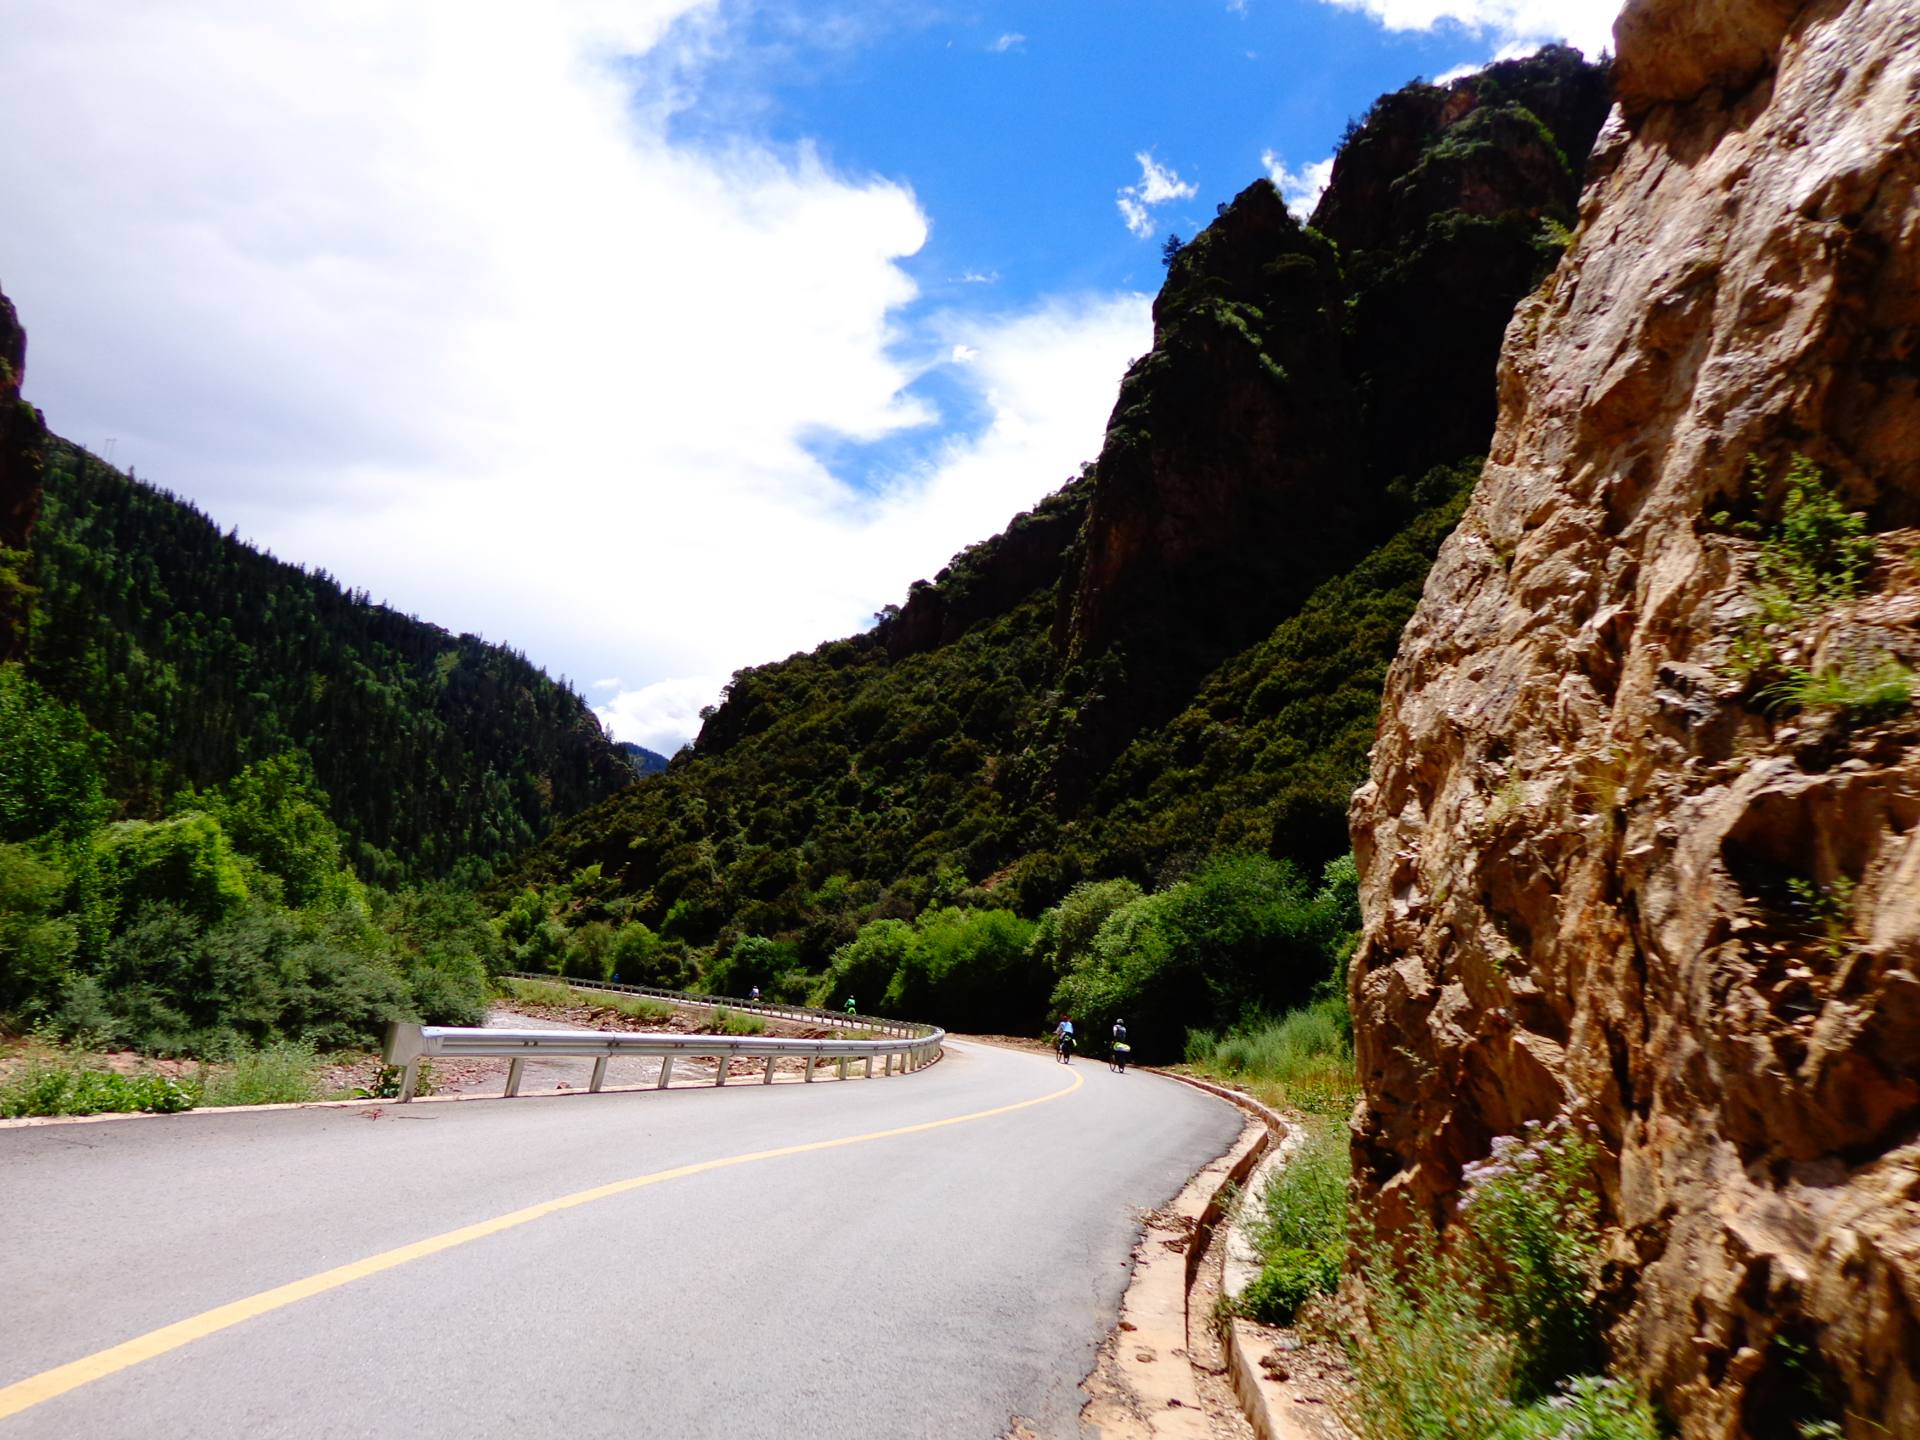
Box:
1350, 2, 1920, 1436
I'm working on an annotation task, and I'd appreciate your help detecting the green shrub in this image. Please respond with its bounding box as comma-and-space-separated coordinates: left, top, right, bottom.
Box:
1345, 1123, 1615, 1440
0, 1057, 198, 1117
1350, 1241, 1517, 1440
709, 1006, 764, 1036
0, 664, 110, 844
1490, 1377, 1661, 1440
1753, 455, 1876, 611
1238, 1119, 1350, 1324
1028, 879, 1145, 976
1725, 456, 1880, 680
1457, 1123, 1604, 1397
1764, 658, 1914, 721
1243, 1243, 1344, 1326
1054, 852, 1358, 1062
0, 844, 80, 1019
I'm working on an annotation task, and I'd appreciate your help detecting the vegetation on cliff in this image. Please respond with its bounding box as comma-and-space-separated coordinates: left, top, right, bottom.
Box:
499, 48, 1610, 1046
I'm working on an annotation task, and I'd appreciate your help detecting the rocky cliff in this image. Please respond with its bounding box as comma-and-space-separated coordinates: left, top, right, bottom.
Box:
1052, 48, 1609, 781
1350, 2, 1920, 1436
0, 287, 46, 662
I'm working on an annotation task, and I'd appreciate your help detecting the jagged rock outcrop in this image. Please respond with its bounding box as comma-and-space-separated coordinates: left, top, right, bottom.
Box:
1351, 3, 1920, 1436
874, 478, 1092, 664
1054, 51, 1609, 781
0, 286, 46, 662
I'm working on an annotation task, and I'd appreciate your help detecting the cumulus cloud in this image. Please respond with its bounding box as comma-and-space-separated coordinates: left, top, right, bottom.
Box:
1116, 153, 1198, 238
1317, 0, 1623, 57
1263, 152, 1336, 221
0, 2, 1151, 751
990, 32, 1026, 52
594, 675, 725, 756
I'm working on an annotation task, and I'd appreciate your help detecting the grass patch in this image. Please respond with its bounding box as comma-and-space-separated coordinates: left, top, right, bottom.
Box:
1185, 997, 1357, 1115
1720, 456, 1878, 682
197, 1040, 320, 1107
599, 992, 674, 1023
709, 1006, 765, 1036
502, 977, 674, 1023
503, 977, 578, 1008
1764, 657, 1915, 721
0, 1055, 197, 1117
1240, 1119, 1350, 1324
1342, 1122, 1660, 1440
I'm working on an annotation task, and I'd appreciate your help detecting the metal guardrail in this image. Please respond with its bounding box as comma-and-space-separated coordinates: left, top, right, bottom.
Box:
380, 977, 944, 1102
502, 972, 927, 1039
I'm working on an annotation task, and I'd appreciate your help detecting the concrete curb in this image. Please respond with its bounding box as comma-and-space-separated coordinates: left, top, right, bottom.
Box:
1156, 1074, 1332, 1440
1085, 1098, 1270, 1437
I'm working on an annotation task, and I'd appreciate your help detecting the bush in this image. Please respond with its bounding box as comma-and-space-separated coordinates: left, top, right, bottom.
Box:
1242, 1243, 1344, 1326
1055, 853, 1359, 1062
1029, 879, 1144, 976
0, 664, 109, 844
709, 1006, 764, 1036
1344, 1122, 1626, 1440
1457, 1123, 1604, 1396
1490, 1378, 1661, 1440
562, 919, 617, 981
72, 901, 415, 1054
1238, 1119, 1350, 1324
0, 844, 79, 1019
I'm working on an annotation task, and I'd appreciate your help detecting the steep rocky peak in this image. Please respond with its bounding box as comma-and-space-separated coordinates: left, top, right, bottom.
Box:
1312, 45, 1611, 257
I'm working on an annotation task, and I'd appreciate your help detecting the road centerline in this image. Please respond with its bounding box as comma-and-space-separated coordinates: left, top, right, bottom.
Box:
0, 1058, 1083, 1424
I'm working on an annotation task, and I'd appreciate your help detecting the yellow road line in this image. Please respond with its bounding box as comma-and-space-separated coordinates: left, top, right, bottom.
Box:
0, 1062, 1084, 1423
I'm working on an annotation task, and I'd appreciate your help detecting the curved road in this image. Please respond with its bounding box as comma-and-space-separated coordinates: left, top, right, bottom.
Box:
0, 1039, 1238, 1438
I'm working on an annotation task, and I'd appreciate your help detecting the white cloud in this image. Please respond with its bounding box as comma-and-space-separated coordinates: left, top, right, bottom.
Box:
950, 344, 979, 363
1262, 152, 1336, 221
0, 3, 1152, 753
990, 32, 1026, 53
590, 677, 621, 692
959, 269, 999, 285
594, 675, 723, 755
1116, 152, 1198, 238
1318, 0, 1622, 57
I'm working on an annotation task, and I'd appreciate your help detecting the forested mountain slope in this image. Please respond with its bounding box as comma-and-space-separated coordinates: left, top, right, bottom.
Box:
501, 50, 1612, 1027
22, 443, 633, 885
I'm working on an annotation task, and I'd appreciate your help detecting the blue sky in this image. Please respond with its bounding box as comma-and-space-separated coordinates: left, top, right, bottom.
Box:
0, 0, 1620, 750
666, 0, 1607, 494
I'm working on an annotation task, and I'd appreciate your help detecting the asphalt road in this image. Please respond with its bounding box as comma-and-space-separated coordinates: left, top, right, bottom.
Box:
0, 1039, 1239, 1439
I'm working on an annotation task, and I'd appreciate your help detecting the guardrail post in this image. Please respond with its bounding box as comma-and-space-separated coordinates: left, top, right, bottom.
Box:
804, 1055, 817, 1083
864, 1055, 874, 1078
399, 1058, 420, 1103
590, 1056, 608, 1093
506, 1057, 524, 1098
715, 1057, 728, 1086
762, 1055, 776, 1085
657, 1056, 674, 1089
837, 1056, 848, 1080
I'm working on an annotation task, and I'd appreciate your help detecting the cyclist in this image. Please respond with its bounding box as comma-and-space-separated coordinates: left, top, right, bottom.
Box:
1054, 1015, 1076, 1064
844, 995, 857, 1016
1110, 1018, 1130, 1073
